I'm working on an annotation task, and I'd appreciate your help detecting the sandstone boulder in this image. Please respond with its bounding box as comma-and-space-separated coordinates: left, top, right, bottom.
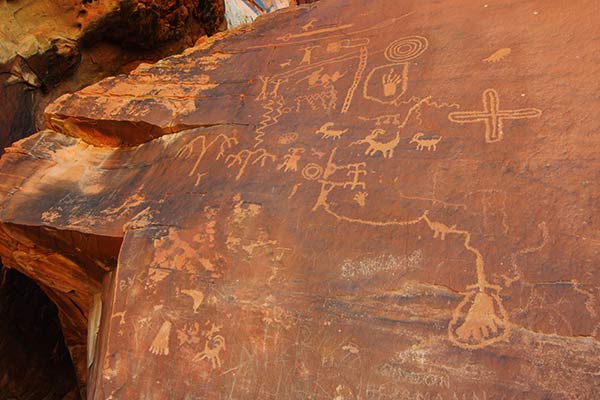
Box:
1, 0, 599, 398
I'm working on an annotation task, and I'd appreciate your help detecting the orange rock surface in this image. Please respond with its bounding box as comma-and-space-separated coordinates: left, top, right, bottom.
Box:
1, 0, 599, 398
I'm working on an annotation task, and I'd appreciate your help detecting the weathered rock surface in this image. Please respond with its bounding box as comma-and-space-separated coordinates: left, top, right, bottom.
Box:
0, 0, 226, 155
1, 0, 600, 398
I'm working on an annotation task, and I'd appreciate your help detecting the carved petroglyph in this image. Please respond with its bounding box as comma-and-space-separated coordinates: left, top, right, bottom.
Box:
382, 68, 403, 97
300, 45, 319, 65
363, 36, 428, 105
257, 76, 270, 101
180, 289, 204, 313
342, 45, 368, 113
225, 148, 276, 180
483, 47, 512, 63
352, 97, 430, 158
322, 148, 367, 188
313, 172, 509, 348
269, 78, 287, 97
255, 95, 288, 147
288, 183, 302, 199
277, 147, 305, 172
333, 384, 354, 400
177, 133, 238, 178
448, 88, 542, 143
316, 122, 349, 140
302, 163, 324, 181
410, 132, 442, 151
501, 222, 549, 287
353, 191, 368, 207
277, 132, 298, 145
423, 212, 458, 240
276, 24, 354, 42
301, 18, 317, 32
176, 322, 202, 346
449, 286, 510, 349
149, 321, 172, 356
263, 37, 369, 114
194, 172, 207, 187
352, 128, 400, 158
195, 323, 226, 370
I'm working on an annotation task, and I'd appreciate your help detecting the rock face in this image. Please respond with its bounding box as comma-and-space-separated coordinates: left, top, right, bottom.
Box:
0, 0, 225, 155
1, 0, 600, 398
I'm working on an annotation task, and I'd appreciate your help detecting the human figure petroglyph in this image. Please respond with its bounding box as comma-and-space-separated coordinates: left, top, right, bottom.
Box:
264, 37, 369, 114
226, 148, 277, 180
316, 122, 349, 140
448, 88, 542, 143
270, 78, 287, 97
257, 76, 270, 101
277, 147, 305, 172
300, 45, 320, 65
176, 134, 238, 177
410, 132, 442, 151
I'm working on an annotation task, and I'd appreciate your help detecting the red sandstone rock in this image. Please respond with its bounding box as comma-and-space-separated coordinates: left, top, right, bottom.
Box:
0, 0, 225, 156
1, 0, 600, 398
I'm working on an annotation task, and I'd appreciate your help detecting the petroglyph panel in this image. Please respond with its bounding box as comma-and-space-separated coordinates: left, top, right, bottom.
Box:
0, 0, 599, 399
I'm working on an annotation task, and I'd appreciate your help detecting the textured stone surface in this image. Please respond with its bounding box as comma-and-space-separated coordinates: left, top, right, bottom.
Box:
1, 0, 600, 398
0, 0, 225, 155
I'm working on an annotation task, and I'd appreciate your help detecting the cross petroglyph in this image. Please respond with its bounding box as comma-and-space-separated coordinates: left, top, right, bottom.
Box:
448, 89, 542, 143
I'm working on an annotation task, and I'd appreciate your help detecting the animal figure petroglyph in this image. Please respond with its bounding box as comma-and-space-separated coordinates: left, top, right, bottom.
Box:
351, 128, 401, 158
316, 122, 348, 139
195, 334, 226, 370
410, 132, 442, 151
302, 18, 317, 32
423, 212, 458, 240
482, 48, 511, 63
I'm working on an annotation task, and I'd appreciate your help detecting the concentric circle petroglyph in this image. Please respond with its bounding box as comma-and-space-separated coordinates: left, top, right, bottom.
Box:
384, 35, 429, 63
